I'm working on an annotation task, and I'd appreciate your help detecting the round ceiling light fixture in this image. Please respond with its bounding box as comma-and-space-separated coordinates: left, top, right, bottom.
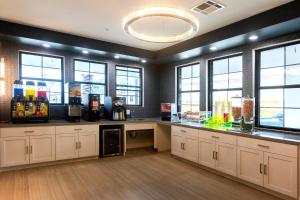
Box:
123, 7, 199, 43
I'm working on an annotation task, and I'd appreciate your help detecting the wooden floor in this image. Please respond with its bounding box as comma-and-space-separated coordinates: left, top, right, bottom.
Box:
0, 149, 282, 200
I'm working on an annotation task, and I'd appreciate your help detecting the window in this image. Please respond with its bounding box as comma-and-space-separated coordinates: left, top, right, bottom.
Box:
177, 63, 200, 112
19, 52, 64, 104
208, 55, 243, 109
116, 65, 142, 106
256, 42, 300, 131
74, 59, 107, 104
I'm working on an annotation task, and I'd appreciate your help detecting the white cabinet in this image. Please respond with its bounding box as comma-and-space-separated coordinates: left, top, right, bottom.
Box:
237, 137, 298, 198
198, 130, 237, 176
78, 131, 99, 158
215, 142, 236, 176
184, 135, 198, 163
171, 132, 184, 157
29, 135, 55, 164
56, 125, 99, 160
263, 152, 297, 198
171, 126, 198, 162
198, 138, 215, 168
0, 127, 55, 167
56, 133, 78, 160
237, 147, 264, 186
0, 136, 30, 167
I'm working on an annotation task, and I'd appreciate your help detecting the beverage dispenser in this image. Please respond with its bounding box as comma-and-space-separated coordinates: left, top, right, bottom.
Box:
36, 82, 49, 118
82, 94, 101, 121
11, 80, 49, 123
65, 82, 82, 122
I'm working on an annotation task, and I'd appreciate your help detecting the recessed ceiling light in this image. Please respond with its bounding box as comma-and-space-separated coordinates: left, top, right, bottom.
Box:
82, 50, 89, 54
141, 59, 147, 63
210, 46, 217, 51
249, 35, 258, 41
43, 44, 50, 48
183, 55, 189, 59
114, 55, 120, 59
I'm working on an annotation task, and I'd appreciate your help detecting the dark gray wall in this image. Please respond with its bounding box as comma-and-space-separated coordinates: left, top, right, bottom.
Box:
159, 32, 300, 111
0, 38, 160, 121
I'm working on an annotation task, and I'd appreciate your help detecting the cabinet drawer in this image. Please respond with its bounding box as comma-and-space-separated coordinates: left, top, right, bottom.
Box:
1, 126, 55, 137
237, 136, 297, 158
172, 126, 198, 137
125, 123, 154, 131
198, 130, 237, 145
56, 125, 98, 134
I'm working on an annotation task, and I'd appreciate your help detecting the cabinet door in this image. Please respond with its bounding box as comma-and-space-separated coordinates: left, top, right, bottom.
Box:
198, 138, 215, 168
171, 133, 184, 157
29, 135, 55, 164
78, 131, 99, 158
0, 136, 30, 167
215, 142, 237, 176
263, 152, 297, 198
56, 133, 78, 160
183, 136, 198, 163
237, 147, 263, 186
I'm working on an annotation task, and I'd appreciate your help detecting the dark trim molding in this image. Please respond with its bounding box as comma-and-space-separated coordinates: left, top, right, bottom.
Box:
0, 20, 154, 60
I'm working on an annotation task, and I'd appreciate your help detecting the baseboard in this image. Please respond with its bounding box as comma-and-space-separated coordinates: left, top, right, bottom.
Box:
0, 156, 99, 173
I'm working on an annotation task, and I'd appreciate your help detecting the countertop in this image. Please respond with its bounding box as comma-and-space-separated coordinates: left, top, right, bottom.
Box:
0, 118, 159, 128
1, 118, 300, 145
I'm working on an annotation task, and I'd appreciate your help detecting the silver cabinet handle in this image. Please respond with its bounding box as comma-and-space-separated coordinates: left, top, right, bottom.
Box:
264, 164, 267, 175
182, 143, 185, 150
24, 131, 34, 133
215, 152, 218, 160
180, 130, 186, 133
25, 146, 29, 154
257, 144, 270, 149
211, 136, 220, 139
213, 151, 215, 159
78, 141, 81, 149
30, 146, 33, 154
259, 163, 263, 174
74, 128, 82, 131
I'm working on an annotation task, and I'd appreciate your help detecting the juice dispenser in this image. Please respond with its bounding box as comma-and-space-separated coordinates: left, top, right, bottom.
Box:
24, 81, 36, 117
11, 80, 25, 119
36, 82, 49, 118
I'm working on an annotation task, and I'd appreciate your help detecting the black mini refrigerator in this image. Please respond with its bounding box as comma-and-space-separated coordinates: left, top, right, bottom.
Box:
100, 125, 123, 157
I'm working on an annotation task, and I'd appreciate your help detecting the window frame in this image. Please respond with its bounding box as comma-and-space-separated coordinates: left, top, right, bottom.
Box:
255, 41, 300, 132
19, 51, 65, 105
115, 64, 143, 106
73, 59, 108, 104
208, 54, 243, 111
176, 62, 201, 112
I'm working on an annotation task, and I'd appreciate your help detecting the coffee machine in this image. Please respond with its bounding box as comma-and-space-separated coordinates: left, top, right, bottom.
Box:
161, 103, 177, 121
104, 96, 126, 121
65, 82, 82, 122
82, 94, 101, 121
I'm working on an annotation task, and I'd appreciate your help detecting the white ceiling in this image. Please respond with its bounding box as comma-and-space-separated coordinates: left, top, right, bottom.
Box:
0, 0, 293, 51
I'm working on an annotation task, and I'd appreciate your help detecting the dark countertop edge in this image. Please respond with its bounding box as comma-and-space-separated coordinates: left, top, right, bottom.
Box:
1, 119, 300, 145
165, 122, 300, 145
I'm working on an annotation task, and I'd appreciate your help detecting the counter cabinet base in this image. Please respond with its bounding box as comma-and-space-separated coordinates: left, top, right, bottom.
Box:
171, 154, 295, 200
